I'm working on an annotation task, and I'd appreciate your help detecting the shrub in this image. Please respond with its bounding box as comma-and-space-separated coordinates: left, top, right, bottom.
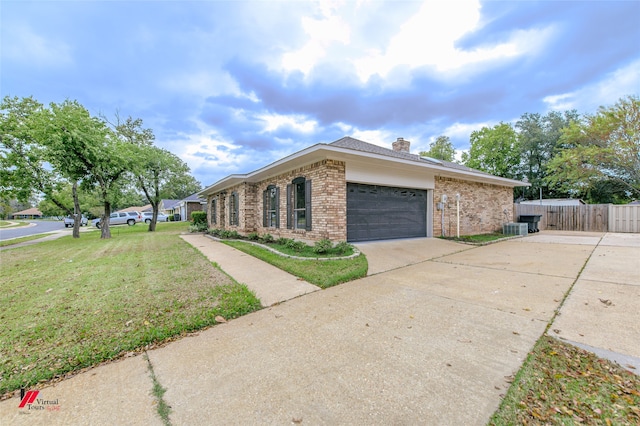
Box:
260, 233, 275, 243
286, 239, 306, 252
189, 223, 208, 233
275, 237, 292, 246
334, 241, 351, 255
218, 230, 240, 239
313, 238, 333, 254
247, 232, 260, 241
191, 211, 207, 226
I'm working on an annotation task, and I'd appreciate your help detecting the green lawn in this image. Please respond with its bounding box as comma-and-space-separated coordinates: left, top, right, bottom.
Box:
0, 223, 261, 397
0, 234, 52, 247
224, 240, 368, 288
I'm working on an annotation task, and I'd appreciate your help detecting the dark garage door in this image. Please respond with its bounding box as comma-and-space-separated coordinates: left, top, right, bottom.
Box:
347, 183, 427, 242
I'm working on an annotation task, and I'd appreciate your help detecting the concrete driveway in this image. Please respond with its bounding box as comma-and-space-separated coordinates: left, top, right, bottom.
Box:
2, 231, 637, 425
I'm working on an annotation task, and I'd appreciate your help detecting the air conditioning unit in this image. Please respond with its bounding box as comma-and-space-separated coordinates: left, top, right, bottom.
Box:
502, 223, 528, 236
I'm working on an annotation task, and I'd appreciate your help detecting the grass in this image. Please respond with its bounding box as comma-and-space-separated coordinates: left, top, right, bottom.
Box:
0, 222, 261, 398
144, 353, 172, 425
224, 240, 368, 288
490, 335, 640, 425
0, 233, 52, 247
0, 221, 30, 229
441, 232, 511, 244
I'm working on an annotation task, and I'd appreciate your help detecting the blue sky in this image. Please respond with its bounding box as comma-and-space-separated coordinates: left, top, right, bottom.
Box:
2, 0, 639, 188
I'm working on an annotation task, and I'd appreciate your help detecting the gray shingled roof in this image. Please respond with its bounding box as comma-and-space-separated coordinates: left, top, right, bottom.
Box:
329, 136, 489, 175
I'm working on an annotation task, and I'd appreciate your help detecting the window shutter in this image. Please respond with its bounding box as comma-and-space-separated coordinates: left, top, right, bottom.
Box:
262, 189, 267, 227
305, 179, 312, 231
233, 192, 239, 226
275, 187, 280, 228
286, 184, 292, 229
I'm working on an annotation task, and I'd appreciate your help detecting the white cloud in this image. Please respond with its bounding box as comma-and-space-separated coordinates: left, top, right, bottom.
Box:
441, 121, 494, 142
181, 135, 249, 174
543, 59, 640, 113
3, 23, 73, 67
352, 0, 553, 82
257, 112, 318, 134
281, 2, 351, 74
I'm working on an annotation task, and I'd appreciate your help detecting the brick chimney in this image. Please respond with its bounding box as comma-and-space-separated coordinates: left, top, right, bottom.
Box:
392, 137, 410, 153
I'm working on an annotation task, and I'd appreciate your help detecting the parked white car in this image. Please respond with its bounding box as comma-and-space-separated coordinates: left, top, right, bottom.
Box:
142, 212, 168, 223
64, 214, 88, 227
92, 211, 142, 228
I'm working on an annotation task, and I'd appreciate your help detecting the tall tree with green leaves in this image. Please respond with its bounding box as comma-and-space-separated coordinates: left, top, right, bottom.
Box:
419, 135, 456, 162
516, 110, 579, 200
546, 95, 639, 203
114, 117, 198, 231
0, 96, 84, 235
462, 122, 521, 179
47, 100, 133, 238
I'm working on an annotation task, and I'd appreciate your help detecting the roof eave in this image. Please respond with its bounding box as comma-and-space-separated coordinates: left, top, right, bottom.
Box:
199, 144, 531, 196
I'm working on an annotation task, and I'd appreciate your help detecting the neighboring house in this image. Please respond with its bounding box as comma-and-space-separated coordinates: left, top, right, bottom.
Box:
159, 199, 180, 216
520, 198, 586, 206
173, 193, 206, 222
199, 137, 528, 243
9, 208, 43, 219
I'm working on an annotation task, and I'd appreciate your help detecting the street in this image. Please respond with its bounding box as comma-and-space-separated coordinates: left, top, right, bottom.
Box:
0, 220, 67, 241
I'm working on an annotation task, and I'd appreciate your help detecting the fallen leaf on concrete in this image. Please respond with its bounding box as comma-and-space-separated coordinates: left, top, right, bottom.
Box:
553, 329, 561, 334
523, 307, 531, 311
513, 331, 520, 335
292, 417, 303, 424
215, 315, 227, 323
598, 298, 612, 306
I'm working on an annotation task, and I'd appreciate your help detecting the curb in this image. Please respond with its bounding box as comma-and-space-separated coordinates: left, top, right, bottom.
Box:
202, 233, 362, 261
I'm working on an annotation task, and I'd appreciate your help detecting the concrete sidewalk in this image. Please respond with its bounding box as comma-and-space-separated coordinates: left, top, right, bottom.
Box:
180, 234, 321, 306
1, 231, 638, 425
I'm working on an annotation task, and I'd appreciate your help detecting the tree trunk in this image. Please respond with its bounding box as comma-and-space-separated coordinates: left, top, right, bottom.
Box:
148, 201, 158, 232
100, 201, 112, 239
72, 181, 81, 238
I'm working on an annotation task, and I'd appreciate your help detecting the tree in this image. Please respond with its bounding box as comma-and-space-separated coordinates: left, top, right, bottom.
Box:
47, 100, 133, 238
419, 136, 456, 162
0, 96, 82, 235
462, 122, 521, 179
516, 110, 579, 200
113, 117, 197, 231
546, 95, 639, 202
159, 174, 201, 200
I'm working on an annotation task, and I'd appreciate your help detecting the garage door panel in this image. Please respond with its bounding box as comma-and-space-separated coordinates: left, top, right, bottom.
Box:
347, 183, 427, 242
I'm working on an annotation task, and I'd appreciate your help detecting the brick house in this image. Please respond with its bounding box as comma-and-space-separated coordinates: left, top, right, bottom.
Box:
199, 137, 528, 242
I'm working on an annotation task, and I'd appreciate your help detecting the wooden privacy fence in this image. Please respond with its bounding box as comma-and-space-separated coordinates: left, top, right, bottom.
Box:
514, 203, 640, 233
514, 204, 609, 232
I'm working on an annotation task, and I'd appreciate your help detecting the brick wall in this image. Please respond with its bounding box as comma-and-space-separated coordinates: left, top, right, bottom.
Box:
433, 176, 514, 236
186, 202, 204, 222
207, 160, 347, 242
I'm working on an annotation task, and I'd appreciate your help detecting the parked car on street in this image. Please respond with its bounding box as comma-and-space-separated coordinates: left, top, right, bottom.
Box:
92, 211, 142, 228
64, 214, 88, 227
142, 212, 168, 223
